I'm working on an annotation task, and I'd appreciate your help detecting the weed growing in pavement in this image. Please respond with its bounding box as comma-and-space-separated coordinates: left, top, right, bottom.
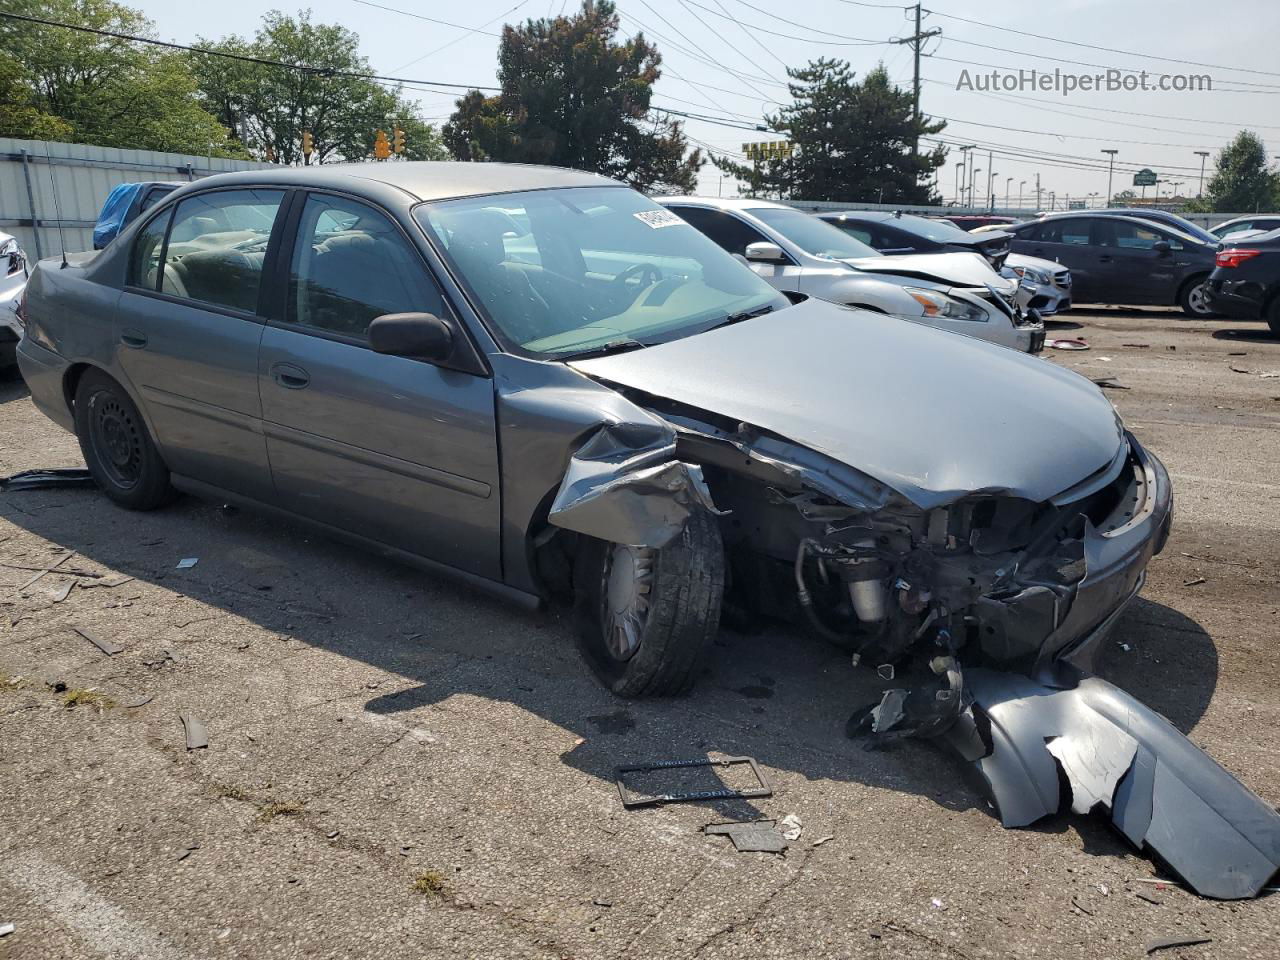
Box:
256, 800, 305, 824
62, 688, 115, 709
412, 870, 447, 897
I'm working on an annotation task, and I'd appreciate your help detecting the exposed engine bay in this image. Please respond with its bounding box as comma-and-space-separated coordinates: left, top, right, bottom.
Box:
545, 392, 1280, 901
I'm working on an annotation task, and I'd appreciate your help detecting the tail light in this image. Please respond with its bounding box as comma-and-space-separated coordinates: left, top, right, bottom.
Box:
1215, 249, 1261, 268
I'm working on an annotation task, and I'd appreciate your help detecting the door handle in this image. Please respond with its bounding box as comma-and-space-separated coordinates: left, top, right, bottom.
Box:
270, 362, 310, 389
1098, 255, 1113, 263
120, 330, 148, 348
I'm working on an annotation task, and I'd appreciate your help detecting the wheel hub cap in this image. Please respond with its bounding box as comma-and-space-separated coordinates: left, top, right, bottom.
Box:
603, 544, 654, 662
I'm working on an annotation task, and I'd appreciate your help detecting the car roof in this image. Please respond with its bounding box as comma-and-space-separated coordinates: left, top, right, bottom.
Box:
656, 195, 792, 212
1022, 211, 1206, 245
173, 161, 621, 203
816, 210, 895, 223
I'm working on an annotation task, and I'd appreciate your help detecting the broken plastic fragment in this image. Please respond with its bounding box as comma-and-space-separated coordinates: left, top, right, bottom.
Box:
778, 813, 803, 841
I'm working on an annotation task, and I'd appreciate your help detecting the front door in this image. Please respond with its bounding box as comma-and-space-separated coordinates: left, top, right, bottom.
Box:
115, 187, 286, 501
257, 192, 501, 579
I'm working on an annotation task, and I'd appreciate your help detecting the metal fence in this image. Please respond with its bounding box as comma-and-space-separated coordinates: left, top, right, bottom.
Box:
0, 139, 272, 258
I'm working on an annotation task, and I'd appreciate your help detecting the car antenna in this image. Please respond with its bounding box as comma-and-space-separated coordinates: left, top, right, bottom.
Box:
41, 140, 69, 269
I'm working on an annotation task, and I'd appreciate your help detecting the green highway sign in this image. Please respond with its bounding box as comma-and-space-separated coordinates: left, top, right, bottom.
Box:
1133, 168, 1158, 187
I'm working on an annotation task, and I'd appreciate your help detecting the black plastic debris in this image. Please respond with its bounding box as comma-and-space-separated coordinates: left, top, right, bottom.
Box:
73, 626, 123, 656
0, 468, 95, 492
705, 820, 788, 853
1146, 937, 1211, 954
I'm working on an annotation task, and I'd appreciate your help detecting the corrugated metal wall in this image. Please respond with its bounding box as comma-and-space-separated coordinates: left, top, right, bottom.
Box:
0, 139, 272, 258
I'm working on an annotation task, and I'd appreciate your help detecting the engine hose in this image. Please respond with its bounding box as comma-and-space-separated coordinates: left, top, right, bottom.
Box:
794, 539, 856, 645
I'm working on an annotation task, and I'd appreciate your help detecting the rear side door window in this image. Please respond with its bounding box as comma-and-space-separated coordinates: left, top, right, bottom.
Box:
286, 193, 447, 340
666, 206, 769, 256
160, 189, 286, 314
1039, 219, 1093, 246
128, 207, 172, 291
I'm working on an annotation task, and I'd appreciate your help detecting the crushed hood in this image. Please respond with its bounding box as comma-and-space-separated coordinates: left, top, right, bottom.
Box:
842, 251, 1014, 291
570, 298, 1122, 509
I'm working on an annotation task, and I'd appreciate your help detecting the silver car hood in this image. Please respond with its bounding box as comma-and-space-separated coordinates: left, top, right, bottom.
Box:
571, 298, 1122, 509
841, 251, 1014, 291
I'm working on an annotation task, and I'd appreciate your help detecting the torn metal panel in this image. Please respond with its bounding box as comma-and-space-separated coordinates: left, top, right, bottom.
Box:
954, 669, 1280, 900
547, 422, 720, 548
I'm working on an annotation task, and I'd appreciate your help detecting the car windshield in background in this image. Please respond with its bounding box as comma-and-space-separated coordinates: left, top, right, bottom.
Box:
898, 215, 987, 243
416, 188, 787, 358
749, 207, 881, 260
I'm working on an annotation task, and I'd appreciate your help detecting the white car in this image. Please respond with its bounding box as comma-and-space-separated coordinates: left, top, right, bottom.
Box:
1004, 253, 1072, 316
657, 197, 1043, 353
0, 231, 28, 371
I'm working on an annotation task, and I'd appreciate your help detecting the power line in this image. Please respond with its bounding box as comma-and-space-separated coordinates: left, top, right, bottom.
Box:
923, 7, 1280, 81
686, 0, 891, 46
390, 1, 529, 74
708, 0, 788, 71
673, 0, 779, 101
0, 10, 501, 91
350, 0, 501, 36
619, 7, 787, 89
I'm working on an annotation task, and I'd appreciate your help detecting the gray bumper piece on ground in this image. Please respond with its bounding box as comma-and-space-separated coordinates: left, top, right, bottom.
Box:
547, 421, 720, 548
943, 668, 1280, 900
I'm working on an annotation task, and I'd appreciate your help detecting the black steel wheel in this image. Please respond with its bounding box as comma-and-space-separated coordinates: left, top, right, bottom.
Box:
73, 369, 176, 510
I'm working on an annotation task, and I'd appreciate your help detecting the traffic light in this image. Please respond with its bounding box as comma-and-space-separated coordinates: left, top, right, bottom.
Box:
373, 129, 391, 160
392, 125, 405, 155
301, 130, 314, 158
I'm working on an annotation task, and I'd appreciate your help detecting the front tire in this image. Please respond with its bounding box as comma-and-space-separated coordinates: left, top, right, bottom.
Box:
1267, 296, 1280, 338
1179, 276, 1214, 317
74, 369, 176, 510
573, 510, 725, 697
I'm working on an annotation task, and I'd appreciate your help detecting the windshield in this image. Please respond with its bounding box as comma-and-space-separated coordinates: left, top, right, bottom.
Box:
896, 214, 986, 243
415, 187, 788, 358
749, 207, 881, 259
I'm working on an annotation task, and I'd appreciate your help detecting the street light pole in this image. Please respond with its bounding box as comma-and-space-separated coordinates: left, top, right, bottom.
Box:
1101, 149, 1119, 205
970, 166, 982, 209
1019, 180, 1025, 208
958, 144, 975, 206
954, 162, 963, 205
1194, 150, 1210, 197
1005, 176, 1013, 208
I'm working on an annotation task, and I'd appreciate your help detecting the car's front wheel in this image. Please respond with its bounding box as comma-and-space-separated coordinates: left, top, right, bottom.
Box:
1179, 276, 1214, 317
573, 510, 725, 697
74, 369, 176, 510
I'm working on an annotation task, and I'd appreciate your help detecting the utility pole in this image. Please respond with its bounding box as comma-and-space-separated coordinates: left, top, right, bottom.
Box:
1035, 172, 1042, 210
1195, 150, 1210, 197
1101, 148, 1119, 205
892, 4, 941, 158
954, 162, 963, 204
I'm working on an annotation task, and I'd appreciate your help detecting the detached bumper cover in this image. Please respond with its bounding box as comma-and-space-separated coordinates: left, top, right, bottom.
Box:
946, 669, 1280, 900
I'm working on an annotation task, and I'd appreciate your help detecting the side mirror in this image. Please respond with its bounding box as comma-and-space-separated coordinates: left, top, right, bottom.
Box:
1152, 240, 1171, 255
744, 241, 787, 264
368, 312, 453, 362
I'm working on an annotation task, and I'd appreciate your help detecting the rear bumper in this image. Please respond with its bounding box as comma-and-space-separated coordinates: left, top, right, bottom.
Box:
1206, 277, 1266, 319
16, 337, 74, 433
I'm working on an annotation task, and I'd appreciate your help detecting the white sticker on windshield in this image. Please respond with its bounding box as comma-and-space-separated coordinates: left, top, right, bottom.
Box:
634, 209, 686, 229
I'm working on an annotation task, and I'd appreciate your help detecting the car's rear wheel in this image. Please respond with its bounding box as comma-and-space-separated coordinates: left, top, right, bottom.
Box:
1179, 276, 1214, 317
74, 369, 176, 510
1267, 296, 1280, 338
573, 510, 725, 697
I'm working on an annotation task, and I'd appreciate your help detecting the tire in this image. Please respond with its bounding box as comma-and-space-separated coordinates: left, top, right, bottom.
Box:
573, 510, 725, 697
1178, 275, 1214, 317
1267, 297, 1280, 338
73, 369, 176, 510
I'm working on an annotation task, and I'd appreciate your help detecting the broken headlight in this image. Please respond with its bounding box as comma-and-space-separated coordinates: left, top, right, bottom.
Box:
903, 287, 988, 323
1010, 264, 1051, 285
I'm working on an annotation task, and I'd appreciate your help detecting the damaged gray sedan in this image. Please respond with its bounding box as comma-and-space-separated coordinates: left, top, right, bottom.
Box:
17, 163, 1279, 898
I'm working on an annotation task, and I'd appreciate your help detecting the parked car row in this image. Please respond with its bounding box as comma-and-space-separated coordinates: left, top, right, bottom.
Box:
1, 230, 29, 371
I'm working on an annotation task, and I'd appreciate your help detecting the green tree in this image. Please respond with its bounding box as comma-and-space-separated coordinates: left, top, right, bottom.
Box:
0, 0, 242, 155
191, 10, 446, 165
0, 54, 72, 141
1192, 131, 1280, 213
714, 60, 945, 204
444, 1, 702, 192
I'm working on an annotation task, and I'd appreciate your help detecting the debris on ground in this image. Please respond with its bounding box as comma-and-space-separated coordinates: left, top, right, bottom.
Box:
0, 468, 95, 491
705, 820, 788, 853
1229, 365, 1251, 374
778, 813, 803, 841
1071, 897, 1094, 916
592, 898, 613, 908
176, 557, 199, 569
0, 922, 13, 937
1091, 377, 1130, 390
812, 835, 834, 847
16, 550, 74, 591
1183, 577, 1207, 587
615, 755, 772, 808
175, 844, 199, 862
1123, 343, 1151, 348
51, 580, 75, 603
1046, 338, 1089, 350
180, 712, 209, 750
930, 898, 946, 910
123, 694, 153, 709
73, 625, 123, 656
1145, 936, 1211, 954
1135, 891, 1162, 905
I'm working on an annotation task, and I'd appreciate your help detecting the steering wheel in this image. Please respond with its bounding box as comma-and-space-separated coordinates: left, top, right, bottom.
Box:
610, 263, 663, 296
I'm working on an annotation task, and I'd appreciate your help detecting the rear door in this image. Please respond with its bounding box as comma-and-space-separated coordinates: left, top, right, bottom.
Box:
115, 187, 286, 501
665, 206, 804, 291
257, 191, 501, 578
1015, 218, 1102, 300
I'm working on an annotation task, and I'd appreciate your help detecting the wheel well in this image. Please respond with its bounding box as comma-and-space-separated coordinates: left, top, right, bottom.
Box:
1175, 272, 1210, 305
847, 303, 886, 313
62, 362, 92, 415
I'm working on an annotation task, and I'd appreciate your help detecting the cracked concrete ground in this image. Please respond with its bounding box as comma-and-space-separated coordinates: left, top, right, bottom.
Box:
1, 307, 1279, 959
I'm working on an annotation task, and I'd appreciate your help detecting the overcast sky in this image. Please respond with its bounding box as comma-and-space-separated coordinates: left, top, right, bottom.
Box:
129, 0, 1280, 205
